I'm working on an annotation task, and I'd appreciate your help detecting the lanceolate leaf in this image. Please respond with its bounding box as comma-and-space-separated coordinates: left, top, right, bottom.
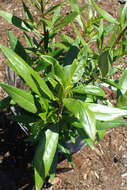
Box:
0, 83, 37, 113
54, 6, 86, 31
64, 59, 79, 85
98, 50, 111, 77
120, 2, 127, 26
63, 98, 96, 140
8, 30, 27, 60
97, 119, 127, 130
72, 59, 85, 83
88, 103, 127, 121
34, 128, 59, 190
64, 45, 79, 66
0, 10, 33, 31
90, 0, 118, 24
53, 63, 66, 86
72, 85, 105, 97
0, 45, 54, 100
22, 1, 34, 23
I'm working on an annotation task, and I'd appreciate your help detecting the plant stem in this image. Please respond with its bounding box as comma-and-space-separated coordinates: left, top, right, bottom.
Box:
40, 0, 49, 53
115, 26, 127, 45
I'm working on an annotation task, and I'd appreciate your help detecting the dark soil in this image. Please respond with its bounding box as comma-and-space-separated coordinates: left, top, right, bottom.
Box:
0, 110, 34, 190
0, 1, 127, 190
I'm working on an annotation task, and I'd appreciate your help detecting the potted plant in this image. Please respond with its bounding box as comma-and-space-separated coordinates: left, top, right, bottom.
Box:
1, 0, 127, 189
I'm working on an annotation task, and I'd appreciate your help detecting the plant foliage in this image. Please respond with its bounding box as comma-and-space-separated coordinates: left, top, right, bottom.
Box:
0, 0, 127, 189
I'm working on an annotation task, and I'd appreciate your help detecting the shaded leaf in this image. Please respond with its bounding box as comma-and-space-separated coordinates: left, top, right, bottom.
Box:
98, 50, 111, 77
0, 96, 11, 110
64, 45, 79, 66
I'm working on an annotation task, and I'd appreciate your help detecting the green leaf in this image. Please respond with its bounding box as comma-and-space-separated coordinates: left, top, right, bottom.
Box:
120, 2, 127, 27
35, 55, 57, 71
88, 103, 127, 121
97, 129, 106, 140
72, 59, 85, 83
73, 24, 87, 47
22, 1, 34, 23
90, 0, 118, 24
0, 96, 11, 110
117, 93, 127, 109
61, 34, 74, 45
0, 83, 37, 113
11, 113, 39, 125
0, 45, 54, 99
53, 63, 66, 86
54, 6, 86, 31
63, 98, 96, 140
64, 59, 79, 85
119, 69, 127, 94
97, 119, 127, 130
51, 6, 61, 26
34, 128, 59, 190
44, 3, 62, 16
64, 45, 79, 66
7, 30, 27, 60
72, 85, 105, 97
70, 0, 84, 29
0, 10, 33, 31
98, 50, 111, 77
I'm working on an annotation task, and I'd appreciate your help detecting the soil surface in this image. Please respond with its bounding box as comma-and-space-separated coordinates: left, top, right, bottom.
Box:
0, 1, 127, 190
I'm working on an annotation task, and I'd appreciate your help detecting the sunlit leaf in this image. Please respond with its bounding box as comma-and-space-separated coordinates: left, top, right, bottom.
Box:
88, 103, 127, 121
119, 69, 127, 94
73, 85, 105, 97
0, 83, 37, 113
63, 98, 96, 140
0, 10, 33, 31
90, 0, 118, 24
0, 45, 54, 100
34, 128, 59, 190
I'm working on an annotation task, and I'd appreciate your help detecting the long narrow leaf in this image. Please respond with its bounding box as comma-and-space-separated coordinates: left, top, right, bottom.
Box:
34, 128, 59, 190
0, 10, 33, 31
8, 30, 27, 60
88, 103, 127, 121
97, 119, 127, 130
22, 1, 34, 23
0, 83, 37, 113
90, 0, 118, 24
54, 6, 86, 31
0, 45, 54, 99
